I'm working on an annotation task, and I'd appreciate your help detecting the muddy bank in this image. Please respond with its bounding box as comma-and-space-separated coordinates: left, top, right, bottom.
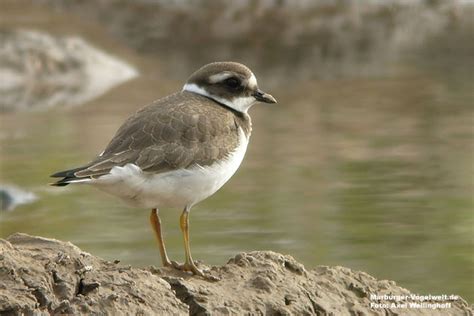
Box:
0, 233, 471, 315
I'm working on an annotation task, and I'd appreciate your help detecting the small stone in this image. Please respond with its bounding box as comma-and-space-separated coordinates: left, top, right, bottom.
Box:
283, 260, 305, 275
284, 294, 297, 305
55, 252, 70, 264
53, 300, 75, 314
251, 275, 274, 293
76, 265, 93, 275
32, 287, 50, 307
149, 266, 162, 275
107, 293, 119, 301
78, 279, 100, 296
118, 265, 131, 273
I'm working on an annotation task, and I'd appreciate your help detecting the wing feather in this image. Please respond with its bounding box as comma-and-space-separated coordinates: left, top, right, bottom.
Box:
72, 92, 241, 179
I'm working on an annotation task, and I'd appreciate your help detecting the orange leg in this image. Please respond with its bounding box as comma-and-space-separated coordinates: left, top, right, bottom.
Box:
174, 207, 204, 276
149, 208, 172, 267
169, 207, 219, 281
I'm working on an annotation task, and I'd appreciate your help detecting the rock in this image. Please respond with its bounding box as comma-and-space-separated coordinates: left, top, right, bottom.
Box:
0, 29, 138, 112
0, 233, 471, 315
0, 234, 187, 315
0, 185, 37, 211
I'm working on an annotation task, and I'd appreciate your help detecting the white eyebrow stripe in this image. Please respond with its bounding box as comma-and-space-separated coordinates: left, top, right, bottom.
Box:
208, 72, 234, 83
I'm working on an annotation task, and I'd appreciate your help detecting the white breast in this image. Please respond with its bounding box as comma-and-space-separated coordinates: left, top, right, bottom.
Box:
91, 128, 249, 209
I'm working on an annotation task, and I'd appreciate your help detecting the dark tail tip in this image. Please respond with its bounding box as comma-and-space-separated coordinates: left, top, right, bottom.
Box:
50, 180, 70, 187
50, 166, 87, 187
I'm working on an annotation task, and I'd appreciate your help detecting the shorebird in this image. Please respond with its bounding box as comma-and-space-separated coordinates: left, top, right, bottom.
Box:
51, 62, 276, 278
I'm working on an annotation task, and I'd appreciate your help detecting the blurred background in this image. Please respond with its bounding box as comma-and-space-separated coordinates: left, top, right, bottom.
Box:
0, 0, 472, 301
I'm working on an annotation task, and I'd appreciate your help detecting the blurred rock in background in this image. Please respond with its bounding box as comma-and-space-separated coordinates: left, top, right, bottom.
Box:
0, 185, 37, 211
39, 0, 468, 82
0, 29, 138, 112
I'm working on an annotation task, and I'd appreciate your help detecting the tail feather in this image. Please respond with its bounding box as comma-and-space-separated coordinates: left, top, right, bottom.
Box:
50, 166, 91, 186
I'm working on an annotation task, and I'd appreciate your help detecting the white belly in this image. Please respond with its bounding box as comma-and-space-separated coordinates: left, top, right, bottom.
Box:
91, 128, 249, 209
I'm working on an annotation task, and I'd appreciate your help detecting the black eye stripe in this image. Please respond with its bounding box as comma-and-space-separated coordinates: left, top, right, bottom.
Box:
223, 77, 241, 89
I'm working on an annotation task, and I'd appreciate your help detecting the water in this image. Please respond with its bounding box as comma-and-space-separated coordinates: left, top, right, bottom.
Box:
1, 1, 473, 302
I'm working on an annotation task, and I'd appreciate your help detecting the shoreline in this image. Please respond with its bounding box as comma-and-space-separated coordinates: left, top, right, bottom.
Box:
1, 233, 471, 315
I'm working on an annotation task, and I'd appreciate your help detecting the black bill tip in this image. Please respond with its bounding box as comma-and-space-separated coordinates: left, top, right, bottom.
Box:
253, 89, 277, 104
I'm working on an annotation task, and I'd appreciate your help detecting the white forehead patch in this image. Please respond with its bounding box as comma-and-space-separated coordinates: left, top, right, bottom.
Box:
183, 83, 257, 113
248, 73, 257, 89
208, 72, 234, 83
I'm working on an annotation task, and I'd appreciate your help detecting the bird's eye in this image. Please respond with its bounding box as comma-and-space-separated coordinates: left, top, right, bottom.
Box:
224, 77, 240, 89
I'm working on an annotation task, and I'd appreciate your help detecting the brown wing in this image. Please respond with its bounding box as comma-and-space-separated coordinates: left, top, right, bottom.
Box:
74, 92, 241, 179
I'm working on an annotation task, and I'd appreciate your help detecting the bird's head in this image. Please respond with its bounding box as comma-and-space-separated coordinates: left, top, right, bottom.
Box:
183, 62, 276, 113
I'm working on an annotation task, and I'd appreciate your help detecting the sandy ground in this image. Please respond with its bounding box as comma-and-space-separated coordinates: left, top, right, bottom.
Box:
0, 233, 471, 315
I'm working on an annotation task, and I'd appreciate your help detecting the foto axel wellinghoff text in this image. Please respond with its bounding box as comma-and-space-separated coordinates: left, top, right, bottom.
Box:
370, 294, 459, 310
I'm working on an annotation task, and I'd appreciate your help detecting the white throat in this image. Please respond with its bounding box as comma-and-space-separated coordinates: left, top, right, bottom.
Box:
182, 83, 256, 113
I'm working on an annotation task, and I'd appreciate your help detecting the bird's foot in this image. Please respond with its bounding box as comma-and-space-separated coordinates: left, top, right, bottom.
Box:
162, 260, 174, 268
170, 260, 220, 281
171, 260, 203, 275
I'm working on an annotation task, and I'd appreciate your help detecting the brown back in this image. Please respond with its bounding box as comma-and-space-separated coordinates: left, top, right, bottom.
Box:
75, 91, 252, 178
